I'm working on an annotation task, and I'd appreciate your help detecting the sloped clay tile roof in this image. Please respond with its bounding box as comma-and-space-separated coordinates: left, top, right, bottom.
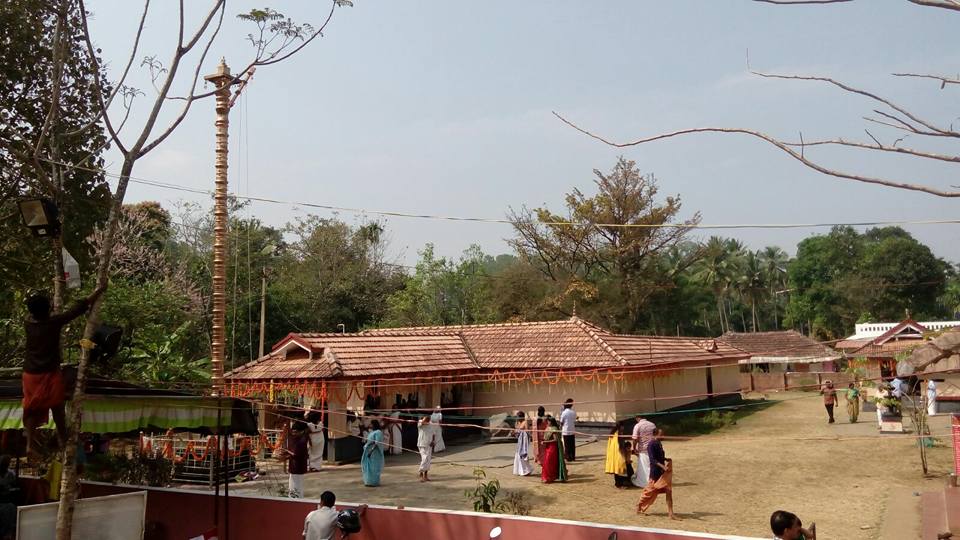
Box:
836, 319, 929, 358
227, 318, 750, 381
227, 334, 476, 380
718, 330, 839, 361
603, 335, 747, 366
363, 318, 621, 370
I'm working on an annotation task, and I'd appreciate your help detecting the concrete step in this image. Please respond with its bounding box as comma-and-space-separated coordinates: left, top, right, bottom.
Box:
921, 487, 960, 540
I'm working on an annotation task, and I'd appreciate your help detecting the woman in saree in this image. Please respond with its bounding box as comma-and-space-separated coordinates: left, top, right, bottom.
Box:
605, 422, 633, 488
540, 416, 567, 483
361, 419, 385, 486
534, 406, 547, 467
845, 382, 860, 423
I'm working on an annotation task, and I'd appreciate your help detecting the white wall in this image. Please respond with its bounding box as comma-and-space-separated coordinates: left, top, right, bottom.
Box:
472, 378, 621, 423
711, 365, 742, 398
653, 368, 708, 412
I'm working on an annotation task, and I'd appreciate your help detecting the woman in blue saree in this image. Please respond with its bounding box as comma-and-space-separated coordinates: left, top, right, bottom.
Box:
361, 419, 385, 486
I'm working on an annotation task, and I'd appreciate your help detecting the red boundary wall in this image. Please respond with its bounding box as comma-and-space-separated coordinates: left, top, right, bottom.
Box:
12, 479, 764, 540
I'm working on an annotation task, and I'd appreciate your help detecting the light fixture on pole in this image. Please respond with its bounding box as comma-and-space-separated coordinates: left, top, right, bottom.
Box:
17, 198, 60, 237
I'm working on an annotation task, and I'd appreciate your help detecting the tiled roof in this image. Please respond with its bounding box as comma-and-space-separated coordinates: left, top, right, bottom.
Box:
836, 319, 930, 358
226, 318, 750, 381
846, 339, 924, 358
364, 318, 623, 370
600, 335, 747, 366
718, 331, 839, 363
227, 334, 477, 380
835, 338, 872, 351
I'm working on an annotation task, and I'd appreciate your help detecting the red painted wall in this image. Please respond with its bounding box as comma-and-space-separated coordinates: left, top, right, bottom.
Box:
21, 480, 753, 540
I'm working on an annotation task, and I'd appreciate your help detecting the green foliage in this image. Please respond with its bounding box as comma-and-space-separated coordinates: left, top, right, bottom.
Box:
384, 245, 498, 327
83, 452, 173, 487
786, 226, 949, 339
464, 468, 507, 513
508, 157, 702, 332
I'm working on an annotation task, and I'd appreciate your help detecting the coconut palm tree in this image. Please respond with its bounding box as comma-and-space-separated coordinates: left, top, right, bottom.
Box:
739, 251, 767, 332
695, 237, 742, 333
759, 246, 790, 329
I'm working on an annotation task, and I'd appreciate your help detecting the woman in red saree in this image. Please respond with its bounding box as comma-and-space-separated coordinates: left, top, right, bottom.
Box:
540, 416, 567, 483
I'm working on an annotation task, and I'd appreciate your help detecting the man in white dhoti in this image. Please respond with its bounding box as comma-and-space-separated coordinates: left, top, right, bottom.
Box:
417, 416, 434, 482
631, 414, 655, 487
927, 379, 937, 416
430, 406, 445, 453
388, 411, 403, 455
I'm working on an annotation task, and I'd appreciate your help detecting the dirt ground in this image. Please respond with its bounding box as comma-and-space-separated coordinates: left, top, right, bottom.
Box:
232, 394, 956, 539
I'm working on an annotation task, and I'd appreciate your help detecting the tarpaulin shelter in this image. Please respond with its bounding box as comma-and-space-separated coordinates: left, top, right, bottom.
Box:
0, 366, 257, 436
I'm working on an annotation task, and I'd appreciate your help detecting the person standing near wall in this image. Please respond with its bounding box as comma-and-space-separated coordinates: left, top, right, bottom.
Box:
559, 398, 577, 462
284, 422, 310, 498
631, 414, 656, 487
512, 411, 532, 476
430, 406, 445, 453
927, 379, 937, 416
417, 416, 434, 482
306, 410, 325, 471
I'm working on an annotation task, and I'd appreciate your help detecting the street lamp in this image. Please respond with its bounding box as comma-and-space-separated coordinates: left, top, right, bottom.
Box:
17, 198, 60, 237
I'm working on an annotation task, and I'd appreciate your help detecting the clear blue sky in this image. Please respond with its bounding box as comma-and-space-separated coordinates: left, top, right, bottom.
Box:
89, 1, 960, 265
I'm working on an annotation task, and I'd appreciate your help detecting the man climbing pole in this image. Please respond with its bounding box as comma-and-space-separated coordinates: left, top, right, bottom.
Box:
22, 286, 105, 460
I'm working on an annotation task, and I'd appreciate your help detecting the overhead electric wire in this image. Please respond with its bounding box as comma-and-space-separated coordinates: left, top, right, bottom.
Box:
36, 158, 960, 231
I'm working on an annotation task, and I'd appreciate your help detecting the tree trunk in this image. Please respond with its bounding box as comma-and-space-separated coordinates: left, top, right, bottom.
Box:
751, 299, 758, 332
55, 156, 133, 540
716, 295, 725, 333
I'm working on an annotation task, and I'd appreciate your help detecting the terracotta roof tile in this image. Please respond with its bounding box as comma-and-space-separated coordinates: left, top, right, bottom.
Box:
718, 331, 839, 361
227, 318, 750, 381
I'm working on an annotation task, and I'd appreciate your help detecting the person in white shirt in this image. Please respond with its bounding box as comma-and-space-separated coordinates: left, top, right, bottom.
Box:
303, 491, 339, 540
927, 379, 937, 416
631, 415, 656, 487
559, 398, 577, 462
303, 491, 367, 540
890, 377, 905, 399
417, 416, 435, 482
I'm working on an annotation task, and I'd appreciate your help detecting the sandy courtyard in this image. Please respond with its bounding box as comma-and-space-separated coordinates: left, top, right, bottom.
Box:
234, 394, 956, 539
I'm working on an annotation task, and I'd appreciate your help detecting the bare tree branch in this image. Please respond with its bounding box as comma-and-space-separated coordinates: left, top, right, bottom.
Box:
751, 71, 960, 137
753, 0, 853, 3
892, 72, 960, 87
78, 0, 127, 154
64, 0, 149, 138
552, 112, 960, 198
906, 0, 960, 12
137, 1, 225, 157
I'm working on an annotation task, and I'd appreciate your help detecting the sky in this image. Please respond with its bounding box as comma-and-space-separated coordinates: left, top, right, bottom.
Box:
87, 0, 960, 266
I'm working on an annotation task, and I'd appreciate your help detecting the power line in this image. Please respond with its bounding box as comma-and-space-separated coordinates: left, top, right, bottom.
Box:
37, 158, 960, 231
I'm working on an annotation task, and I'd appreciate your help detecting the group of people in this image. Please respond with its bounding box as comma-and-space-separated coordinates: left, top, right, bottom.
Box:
604, 414, 677, 519
510, 399, 578, 484
283, 411, 328, 498
819, 380, 861, 424
820, 376, 940, 428
359, 407, 446, 488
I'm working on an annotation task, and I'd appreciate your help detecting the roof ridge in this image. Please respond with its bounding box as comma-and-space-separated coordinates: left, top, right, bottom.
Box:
456, 332, 483, 370
572, 318, 627, 366
362, 318, 582, 333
